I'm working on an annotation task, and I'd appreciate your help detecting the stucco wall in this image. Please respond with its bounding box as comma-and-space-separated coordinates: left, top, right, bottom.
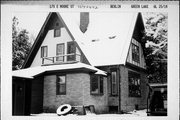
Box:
43, 73, 108, 113
120, 66, 148, 112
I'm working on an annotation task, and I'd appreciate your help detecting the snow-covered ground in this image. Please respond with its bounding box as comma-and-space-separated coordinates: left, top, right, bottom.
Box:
31, 109, 147, 117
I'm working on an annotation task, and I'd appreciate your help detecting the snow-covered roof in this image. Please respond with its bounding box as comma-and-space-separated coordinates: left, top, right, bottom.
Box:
13, 63, 107, 79
60, 12, 139, 66
23, 12, 144, 69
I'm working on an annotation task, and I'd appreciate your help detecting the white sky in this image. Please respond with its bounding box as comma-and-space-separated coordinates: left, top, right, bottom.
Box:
13, 12, 49, 39
12, 12, 162, 44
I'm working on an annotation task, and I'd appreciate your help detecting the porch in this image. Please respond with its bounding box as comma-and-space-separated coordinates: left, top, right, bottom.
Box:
42, 53, 81, 65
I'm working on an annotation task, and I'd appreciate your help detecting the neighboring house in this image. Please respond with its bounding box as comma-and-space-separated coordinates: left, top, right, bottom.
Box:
12, 12, 148, 115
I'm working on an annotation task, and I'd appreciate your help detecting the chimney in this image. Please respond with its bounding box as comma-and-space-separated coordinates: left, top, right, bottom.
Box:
80, 12, 89, 33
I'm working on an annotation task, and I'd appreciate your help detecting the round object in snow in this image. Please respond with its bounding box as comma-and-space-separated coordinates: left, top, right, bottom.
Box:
56, 104, 72, 116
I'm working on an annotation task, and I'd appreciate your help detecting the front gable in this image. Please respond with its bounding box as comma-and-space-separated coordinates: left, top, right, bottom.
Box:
126, 13, 146, 69
23, 12, 89, 68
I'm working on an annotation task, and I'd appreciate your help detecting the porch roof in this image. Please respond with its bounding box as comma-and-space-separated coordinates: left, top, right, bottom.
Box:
12, 63, 107, 79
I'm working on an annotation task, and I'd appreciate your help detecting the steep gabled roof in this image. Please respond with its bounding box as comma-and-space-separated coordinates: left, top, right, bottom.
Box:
61, 12, 144, 66
23, 12, 145, 68
81, 13, 138, 66
22, 13, 52, 68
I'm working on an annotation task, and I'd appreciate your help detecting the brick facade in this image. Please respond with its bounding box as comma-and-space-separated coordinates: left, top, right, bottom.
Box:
43, 72, 108, 113
30, 65, 148, 114
120, 66, 148, 112
98, 65, 148, 113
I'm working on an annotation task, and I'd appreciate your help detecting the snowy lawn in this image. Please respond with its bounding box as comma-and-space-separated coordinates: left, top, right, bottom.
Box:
31, 109, 147, 117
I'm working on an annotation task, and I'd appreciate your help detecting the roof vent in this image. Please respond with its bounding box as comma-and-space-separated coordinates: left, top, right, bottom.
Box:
108, 36, 116, 39
92, 39, 100, 42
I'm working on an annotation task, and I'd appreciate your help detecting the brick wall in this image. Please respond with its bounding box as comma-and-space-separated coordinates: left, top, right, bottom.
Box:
120, 66, 148, 112
83, 76, 109, 113
43, 72, 108, 113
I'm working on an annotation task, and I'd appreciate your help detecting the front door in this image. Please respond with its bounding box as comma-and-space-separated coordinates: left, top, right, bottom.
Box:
13, 79, 31, 115
13, 79, 25, 115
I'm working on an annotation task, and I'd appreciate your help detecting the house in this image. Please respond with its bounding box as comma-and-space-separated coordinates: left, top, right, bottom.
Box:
12, 12, 148, 115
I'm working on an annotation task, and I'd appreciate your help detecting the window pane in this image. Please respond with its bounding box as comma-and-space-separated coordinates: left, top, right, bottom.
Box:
67, 42, 75, 61
111, 72, 117, 95
54, 29, 61, 37
132, 44, 140, 63
57, 75, 66, 95
128, 71, 141, 97
58, 76, 65, 84
112, 72, 116, 83
60, 84, 65, 93
41, 46, 47, 58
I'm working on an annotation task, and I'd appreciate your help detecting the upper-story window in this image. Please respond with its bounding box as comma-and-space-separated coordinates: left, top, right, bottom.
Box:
54, 28, 61, 37
67, 42, 76, 61
90, 75, 104, 95
132, 43, 140, 63
128, 71, 141, 97
56, 43, 65, 62
41, 46, 48, 58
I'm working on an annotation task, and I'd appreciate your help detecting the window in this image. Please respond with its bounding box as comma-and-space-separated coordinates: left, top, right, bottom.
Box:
128, 71, 141, 97
41, 46, 47, 58
56, 43, 65, 62
67, 42, 76, 61
132, 43, 140, 63
54, 28, 61, 37
56, 75, 66, 95
111, 71, 118, 95
91, 75, 103, 95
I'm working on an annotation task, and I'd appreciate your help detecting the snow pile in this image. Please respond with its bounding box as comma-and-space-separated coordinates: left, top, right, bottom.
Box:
31, 109, 147, 117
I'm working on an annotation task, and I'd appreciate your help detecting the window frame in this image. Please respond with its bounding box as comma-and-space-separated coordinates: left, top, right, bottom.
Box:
111, 71, 118, 96
90, 75, 104, 95
67, 41, 76, 61
128, 71, 141, 97
132, 43, 140, 63
41, 46, 48, 58
56, 43, 65, 62
54, 28, 61, 37
56, 74, 66, 95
